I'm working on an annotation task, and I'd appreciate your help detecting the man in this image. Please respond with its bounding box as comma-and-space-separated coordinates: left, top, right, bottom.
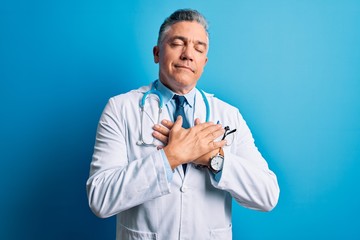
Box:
87, 9, 279, 240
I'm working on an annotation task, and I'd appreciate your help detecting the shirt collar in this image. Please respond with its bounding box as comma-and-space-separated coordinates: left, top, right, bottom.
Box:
156, 80, 196, 108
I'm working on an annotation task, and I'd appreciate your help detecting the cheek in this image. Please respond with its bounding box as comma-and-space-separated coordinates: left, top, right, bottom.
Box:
160, 53, 174, 66
159, 56, 170, 68
197, 59, 207, 72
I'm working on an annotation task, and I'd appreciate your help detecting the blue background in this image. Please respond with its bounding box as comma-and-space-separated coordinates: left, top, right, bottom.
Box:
1, 0, 359, 239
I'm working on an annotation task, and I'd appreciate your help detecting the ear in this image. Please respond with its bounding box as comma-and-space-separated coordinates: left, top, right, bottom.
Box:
153, 46, 160, 63
202, 57, 208, 68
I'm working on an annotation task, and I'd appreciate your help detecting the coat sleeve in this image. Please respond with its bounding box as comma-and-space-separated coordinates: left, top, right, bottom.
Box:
86, 98, 171, 218
210, 110, 280, 212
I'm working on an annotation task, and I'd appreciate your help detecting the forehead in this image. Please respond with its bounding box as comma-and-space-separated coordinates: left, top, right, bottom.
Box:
164, 21, 208, 44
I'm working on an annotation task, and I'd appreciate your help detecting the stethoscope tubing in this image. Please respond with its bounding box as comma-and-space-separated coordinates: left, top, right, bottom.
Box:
137, 80, 210, 146
140, 80, 210, 122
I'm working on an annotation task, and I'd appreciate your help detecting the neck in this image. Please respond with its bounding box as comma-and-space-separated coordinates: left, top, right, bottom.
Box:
159, 80, 195, 95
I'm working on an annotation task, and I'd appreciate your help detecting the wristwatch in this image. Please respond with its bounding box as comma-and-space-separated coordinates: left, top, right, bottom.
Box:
209, 148, 224, 174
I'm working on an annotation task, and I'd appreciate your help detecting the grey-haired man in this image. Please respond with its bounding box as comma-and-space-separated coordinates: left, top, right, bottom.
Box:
87, 9, 279, 240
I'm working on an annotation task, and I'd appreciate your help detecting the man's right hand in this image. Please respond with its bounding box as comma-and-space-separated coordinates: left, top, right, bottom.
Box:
154, 116, 226, 170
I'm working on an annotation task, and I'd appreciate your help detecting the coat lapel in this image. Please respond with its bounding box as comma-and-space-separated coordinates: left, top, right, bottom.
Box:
194, 89, 209, 124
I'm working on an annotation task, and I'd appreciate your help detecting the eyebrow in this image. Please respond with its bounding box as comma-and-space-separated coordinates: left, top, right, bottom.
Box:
169, 36, 208, 48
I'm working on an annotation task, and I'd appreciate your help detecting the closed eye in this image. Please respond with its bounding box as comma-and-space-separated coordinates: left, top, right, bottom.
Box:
170, 39, 185, 47
195, 45, 206, 53
195, 42, 207, 54
195, 47, 204, 53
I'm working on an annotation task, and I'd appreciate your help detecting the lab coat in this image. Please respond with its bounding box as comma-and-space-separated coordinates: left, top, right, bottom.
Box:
86, 83, 280, 240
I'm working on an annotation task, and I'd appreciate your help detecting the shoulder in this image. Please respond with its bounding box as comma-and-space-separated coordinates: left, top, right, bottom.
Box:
99, 85, 150, 117
199, 89, 246, 126
109, 85, 150, 105
200, 90, 250, 135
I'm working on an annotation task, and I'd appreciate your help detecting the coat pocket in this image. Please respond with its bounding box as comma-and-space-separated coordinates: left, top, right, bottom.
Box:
210, 224, 232, 240
119, 224, 157, 240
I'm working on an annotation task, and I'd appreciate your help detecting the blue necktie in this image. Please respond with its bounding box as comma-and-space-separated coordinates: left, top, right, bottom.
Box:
173, 95, 190, 173
173, 95, 190, 128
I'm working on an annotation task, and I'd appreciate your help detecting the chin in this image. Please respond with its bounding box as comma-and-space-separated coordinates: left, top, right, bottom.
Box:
161, 73, 199, 93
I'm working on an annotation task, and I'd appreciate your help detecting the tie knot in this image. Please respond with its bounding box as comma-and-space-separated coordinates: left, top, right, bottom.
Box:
173, 95, 187, 107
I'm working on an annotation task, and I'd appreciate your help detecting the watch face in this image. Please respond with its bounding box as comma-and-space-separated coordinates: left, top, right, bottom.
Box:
211, 155, 223, 171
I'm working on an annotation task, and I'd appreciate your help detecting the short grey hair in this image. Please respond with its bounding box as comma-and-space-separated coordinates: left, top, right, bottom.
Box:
157, 9, 209, 45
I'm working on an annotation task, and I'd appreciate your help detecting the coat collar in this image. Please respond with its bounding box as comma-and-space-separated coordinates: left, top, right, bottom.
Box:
137, 80, 213, 123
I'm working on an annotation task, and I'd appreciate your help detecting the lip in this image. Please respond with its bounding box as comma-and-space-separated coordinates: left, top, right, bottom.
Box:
174, 64, 194, 73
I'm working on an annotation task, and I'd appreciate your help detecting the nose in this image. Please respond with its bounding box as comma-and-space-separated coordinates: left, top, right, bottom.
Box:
180, 46, 194, 61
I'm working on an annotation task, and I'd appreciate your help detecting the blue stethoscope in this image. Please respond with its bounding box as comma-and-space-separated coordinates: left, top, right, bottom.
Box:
137, 80, 210, 146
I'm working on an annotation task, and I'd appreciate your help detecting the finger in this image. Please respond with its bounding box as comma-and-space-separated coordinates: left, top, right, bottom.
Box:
210, 139, 227, 149
153, 124, 169, 136
202, 123, 223, 132
161, 119, 174, 129
152, 131, 168, 145
192, 121, 216, 131
172, 116, 183, 131
197, 124, 223, 139
194, 118, 201, 125
204, 126, 225, 139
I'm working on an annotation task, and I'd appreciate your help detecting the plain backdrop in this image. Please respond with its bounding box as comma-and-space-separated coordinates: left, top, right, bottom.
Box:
1, 0, 359, 239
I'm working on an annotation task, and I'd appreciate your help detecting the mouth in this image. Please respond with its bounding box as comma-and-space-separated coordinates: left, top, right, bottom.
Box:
174, 64, 195, 73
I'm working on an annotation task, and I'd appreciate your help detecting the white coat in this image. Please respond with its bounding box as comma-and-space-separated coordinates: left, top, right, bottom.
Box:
86, 83, 280, 240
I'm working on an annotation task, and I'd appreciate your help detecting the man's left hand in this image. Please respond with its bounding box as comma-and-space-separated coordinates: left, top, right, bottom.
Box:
152, 118, 221, 166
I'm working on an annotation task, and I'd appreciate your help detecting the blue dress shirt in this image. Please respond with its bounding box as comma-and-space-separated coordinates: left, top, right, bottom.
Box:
155, 80, 196, 182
